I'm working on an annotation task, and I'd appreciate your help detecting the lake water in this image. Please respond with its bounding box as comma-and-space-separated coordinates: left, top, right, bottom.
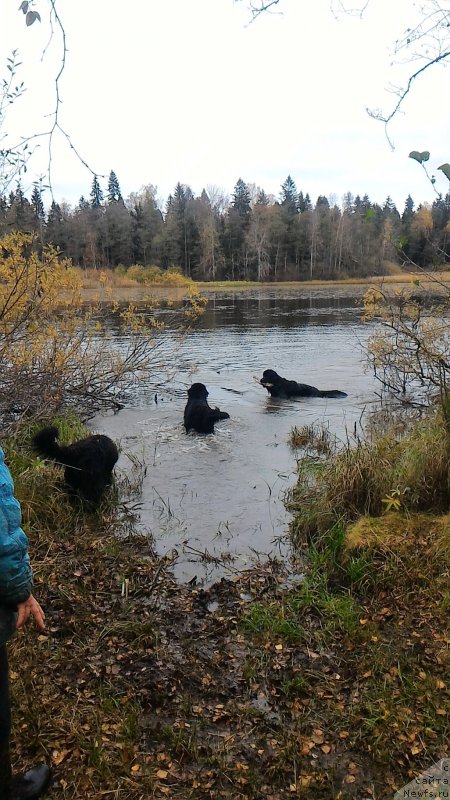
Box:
94, 286, 379, 585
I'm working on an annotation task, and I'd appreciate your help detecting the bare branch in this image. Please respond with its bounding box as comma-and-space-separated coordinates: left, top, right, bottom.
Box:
330, 1, 370, 20
236, 0, 281, 22
367, 49, 450, 149
7, 0, 103, 197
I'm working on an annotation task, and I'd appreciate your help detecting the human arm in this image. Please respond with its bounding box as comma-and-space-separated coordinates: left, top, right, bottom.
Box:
0, 449, 34, 609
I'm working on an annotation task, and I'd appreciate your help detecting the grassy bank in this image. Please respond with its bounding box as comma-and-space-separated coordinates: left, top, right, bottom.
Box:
75, 266, 450, 296
5, 415, 449, 799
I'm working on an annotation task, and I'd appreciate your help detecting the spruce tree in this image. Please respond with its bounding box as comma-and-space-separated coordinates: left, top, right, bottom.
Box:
90, 175, 104, 209
280, 175, 298, 214
402, 195, 414, 224
107, 170, 123, 204
78, 196, 90, 210
315, 195, 330, 209
383, 196, 397, 214
231, 178, 251, 221
361, 194, 372, 213
200, 188, 211, 207
298, 191, 312, 212
31, 185, 45, 221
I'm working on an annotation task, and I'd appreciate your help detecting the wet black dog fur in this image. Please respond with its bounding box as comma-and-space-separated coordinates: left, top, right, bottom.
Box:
184, 383, 230, 434
260, 369, 347, 399
32, 426, 119, 508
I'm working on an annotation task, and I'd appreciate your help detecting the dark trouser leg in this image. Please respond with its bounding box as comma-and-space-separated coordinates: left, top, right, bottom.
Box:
0, 643, 12, 790
0, 643, 50, 799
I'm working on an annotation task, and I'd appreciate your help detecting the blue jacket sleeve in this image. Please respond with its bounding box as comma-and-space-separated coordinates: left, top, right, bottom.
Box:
0, 450, 33, 607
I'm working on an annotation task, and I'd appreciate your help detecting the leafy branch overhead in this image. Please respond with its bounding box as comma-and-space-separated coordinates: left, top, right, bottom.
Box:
409, 150, 450, 192
19, 0, 41, 26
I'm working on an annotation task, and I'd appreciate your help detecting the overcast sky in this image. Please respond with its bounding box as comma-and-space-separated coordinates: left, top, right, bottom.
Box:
2, 0, 449, 210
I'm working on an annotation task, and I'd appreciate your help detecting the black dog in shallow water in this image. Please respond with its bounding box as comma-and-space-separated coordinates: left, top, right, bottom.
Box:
260, 369, 347, 399
33, 426, 119, 507
184, 383, 230, 434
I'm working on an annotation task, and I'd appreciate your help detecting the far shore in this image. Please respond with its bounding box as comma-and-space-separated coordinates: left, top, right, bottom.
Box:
78, 269, 450, 302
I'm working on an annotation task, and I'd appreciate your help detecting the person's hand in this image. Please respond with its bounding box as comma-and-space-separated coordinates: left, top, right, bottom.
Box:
16, 594, 46, 631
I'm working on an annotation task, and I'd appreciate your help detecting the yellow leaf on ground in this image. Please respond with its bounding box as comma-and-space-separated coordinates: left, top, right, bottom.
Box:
52, 750, 70, 766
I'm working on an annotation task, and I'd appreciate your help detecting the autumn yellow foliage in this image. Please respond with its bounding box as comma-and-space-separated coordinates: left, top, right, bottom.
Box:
0, 232, 205, 424
363, 283, 450, 404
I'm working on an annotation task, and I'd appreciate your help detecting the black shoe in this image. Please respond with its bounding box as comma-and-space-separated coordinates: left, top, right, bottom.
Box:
9, 764, 51, 800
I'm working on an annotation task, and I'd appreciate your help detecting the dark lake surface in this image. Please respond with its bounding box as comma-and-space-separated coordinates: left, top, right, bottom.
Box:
94, 286, 379, 585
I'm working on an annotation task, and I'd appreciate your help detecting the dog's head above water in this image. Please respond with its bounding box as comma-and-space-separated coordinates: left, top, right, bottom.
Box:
187, 382, 209, 399
260, 369, 279, 388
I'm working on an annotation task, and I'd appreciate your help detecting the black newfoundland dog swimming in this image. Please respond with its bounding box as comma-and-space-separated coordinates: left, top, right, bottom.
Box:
33, 426, 119, 507
260, 369, 347, 399
184, 383, 230, 434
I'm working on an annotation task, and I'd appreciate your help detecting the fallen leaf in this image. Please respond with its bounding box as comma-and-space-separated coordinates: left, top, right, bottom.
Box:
156, 769, 168, 779
52, 750, 70, 766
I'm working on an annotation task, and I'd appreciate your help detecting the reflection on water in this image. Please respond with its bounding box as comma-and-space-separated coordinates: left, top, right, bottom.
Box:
94, 287, 378, 585
194, 289, 364, 330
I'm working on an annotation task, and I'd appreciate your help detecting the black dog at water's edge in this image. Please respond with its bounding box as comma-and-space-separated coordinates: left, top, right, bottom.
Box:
184, 383, 230, 434
32, 426, 119, 508
260, 369, 348, 399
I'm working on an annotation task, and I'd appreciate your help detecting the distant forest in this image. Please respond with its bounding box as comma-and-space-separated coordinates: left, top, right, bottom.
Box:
2, 173, 449, 281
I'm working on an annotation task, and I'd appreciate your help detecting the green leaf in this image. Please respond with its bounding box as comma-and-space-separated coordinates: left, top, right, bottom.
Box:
437, 163, 450, 181
26, 10, 40, 25
408, 150, 430, 164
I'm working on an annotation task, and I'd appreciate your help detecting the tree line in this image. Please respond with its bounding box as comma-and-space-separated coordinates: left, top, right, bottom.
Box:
1, 172, 449, 280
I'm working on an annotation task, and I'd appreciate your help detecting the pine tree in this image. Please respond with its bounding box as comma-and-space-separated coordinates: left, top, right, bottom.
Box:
90, 175, 104, 209
107, 170, 123, 204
